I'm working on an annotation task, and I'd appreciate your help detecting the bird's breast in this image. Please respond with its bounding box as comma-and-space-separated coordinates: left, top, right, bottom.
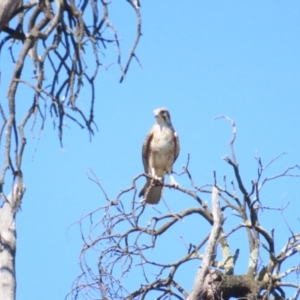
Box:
151, 127, 174, 152
149, 126, 176, 173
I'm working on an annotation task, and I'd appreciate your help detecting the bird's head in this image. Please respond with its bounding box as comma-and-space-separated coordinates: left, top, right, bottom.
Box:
153, 108, 172, 127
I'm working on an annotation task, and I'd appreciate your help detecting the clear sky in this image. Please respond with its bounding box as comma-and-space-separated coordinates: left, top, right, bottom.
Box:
0, 1, 299, 299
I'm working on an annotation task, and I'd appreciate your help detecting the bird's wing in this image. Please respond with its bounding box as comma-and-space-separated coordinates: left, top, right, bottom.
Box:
173, 131, 180, 164
141, 127, 154, 173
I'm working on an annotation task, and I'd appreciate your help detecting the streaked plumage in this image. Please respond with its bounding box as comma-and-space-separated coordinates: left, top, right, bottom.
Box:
139, 108, 180, 204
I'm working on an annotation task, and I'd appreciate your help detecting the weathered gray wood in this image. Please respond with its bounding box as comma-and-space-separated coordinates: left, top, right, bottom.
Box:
0, 185, 25, 300
0, 0, 21, 32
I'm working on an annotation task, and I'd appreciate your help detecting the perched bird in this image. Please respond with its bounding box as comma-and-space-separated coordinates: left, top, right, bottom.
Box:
139, 108, 180, 204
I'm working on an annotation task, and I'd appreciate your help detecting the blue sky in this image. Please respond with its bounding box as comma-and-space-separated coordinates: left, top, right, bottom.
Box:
0, 1, 299, 299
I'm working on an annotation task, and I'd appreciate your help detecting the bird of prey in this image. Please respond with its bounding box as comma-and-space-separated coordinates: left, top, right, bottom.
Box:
139, 108, 180, 204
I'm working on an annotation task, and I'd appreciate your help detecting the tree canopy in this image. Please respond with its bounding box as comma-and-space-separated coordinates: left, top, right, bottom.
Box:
0, 1, 141, 299
70, 119, 300, 300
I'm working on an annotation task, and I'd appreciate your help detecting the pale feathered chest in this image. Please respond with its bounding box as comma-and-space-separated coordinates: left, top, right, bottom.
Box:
150, 125, 175, 152
148, 124, 176, 173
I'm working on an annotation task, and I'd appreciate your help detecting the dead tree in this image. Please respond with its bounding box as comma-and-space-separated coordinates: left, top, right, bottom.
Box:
70, 117, 300, 300
0, 1, 141, 299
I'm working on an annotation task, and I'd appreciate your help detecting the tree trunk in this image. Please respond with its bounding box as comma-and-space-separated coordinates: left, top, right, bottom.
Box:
0, 196, 16, 299
0, 185, 25, 300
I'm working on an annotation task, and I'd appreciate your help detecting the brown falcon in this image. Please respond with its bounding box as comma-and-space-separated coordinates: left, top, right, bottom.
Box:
139, 108, 180, 204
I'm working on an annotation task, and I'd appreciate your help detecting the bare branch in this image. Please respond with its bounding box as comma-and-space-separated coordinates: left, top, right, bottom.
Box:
258, 165, 300, 191
119, 0, 142, 83
215, 115, 237, 164
187, 186, 223, 300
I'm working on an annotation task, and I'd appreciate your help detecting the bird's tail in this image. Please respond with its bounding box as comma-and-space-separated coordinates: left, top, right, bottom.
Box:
139, 178, 164, 204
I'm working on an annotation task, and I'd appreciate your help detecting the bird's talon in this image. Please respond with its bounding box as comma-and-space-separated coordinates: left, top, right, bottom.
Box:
169, 174, 179, 188
157, 177, 163, 183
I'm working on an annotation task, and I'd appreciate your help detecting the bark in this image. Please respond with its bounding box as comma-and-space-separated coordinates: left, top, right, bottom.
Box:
0, 185, 25, 300
200, 270, 263, 300
0, 0, 21, 32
